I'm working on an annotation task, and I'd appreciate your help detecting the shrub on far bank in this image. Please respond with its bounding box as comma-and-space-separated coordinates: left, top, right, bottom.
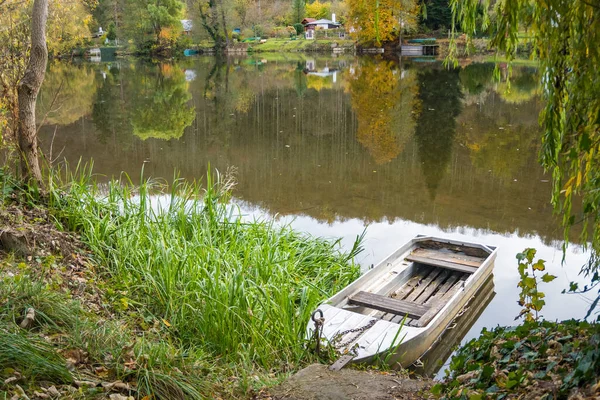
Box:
294, 23, 305, 35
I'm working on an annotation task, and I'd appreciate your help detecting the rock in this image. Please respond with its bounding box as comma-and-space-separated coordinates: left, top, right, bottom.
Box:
4, 376, 19, 384
19, 308, 36, 329
33, 392, 50, 399
46, 386, 60, 398
74, 380, 99, 388
108, 395, 134, 400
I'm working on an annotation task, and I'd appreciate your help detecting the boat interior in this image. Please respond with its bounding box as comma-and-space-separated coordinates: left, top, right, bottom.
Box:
413, 275, 495, 376
339, 240, 491, 328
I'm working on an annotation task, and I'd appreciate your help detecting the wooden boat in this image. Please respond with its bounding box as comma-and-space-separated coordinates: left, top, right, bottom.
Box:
309, 235, 497, 366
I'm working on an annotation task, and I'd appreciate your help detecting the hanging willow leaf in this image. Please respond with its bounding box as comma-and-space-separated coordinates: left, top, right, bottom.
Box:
450, 1, 600, 298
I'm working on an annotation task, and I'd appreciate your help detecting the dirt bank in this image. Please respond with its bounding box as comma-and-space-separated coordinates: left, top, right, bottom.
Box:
261, 364, 432, 400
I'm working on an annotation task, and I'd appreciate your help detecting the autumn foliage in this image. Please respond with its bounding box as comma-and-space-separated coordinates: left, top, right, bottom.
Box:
346, 0, 419, 46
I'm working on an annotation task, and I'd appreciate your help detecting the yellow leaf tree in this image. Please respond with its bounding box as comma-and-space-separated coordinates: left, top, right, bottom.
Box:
346, 0, 419, 46
47, 0, 93, 56
305, 0, 331, 20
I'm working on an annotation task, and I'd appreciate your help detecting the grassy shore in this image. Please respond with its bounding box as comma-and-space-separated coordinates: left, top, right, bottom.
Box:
2, 166, 597, 399
0, 167, 361, 399
248, 38, 355, 53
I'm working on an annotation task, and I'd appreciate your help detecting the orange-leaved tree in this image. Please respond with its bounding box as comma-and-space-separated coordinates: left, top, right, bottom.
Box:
346, 0, 419, 46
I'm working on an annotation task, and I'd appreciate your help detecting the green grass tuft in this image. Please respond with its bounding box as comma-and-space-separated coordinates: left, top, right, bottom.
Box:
0, 329, 73, 383
43, 165, 362, 396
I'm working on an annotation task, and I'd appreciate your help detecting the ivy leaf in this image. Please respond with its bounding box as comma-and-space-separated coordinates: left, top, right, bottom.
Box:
532, 260, 546, 271
481, 364, 495, 380
525, 248, 536, 263
430, 383, 443, 395
541, 273, 557, 283
532, 299, 545, 311
485, 385, 499, 393
523, 276, 537, 289
505, 379, 519, 389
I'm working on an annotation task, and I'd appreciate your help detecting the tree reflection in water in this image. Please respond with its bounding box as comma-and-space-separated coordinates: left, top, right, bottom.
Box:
131, 64, 195, 141
37, 57, 568, 243
37, 62, 97, 126
413, 67, 463, 200
90, 62, 195, 143
346, 58, 417, 165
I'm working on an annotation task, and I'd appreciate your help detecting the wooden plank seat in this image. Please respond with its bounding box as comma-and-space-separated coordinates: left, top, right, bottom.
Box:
411, 248, 484, 267
405, 253, 478, 274
349, 291, 431, 320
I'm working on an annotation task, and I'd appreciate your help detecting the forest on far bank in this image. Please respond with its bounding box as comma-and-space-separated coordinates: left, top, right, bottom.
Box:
1, 0, 474, 56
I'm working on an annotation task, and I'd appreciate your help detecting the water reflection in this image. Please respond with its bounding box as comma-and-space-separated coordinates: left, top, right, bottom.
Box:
347, 59, 417, 165
130, 64, 195, 141
92, 64, 132, 145
413, 67, 463, 199
459, 63, 495, 96
38, 62, 97, 126
37, 56, 567, 244
90, 63, 195, 142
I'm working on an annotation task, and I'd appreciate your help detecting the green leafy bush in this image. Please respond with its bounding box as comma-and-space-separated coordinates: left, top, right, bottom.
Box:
293, 23, 304, 35
515, 248, 556, 322
432, 320, 600, 399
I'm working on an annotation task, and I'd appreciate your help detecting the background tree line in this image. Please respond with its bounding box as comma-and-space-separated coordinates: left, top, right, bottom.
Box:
0, 0, 458, 61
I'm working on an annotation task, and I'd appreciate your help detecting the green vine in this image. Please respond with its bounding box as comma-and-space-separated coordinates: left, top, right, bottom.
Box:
515, 248, 557, 322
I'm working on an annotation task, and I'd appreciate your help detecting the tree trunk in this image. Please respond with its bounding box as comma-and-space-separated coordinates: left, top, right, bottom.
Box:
17, 0, 48, 186
219, 0, 229, 48
198, 0, 220, 44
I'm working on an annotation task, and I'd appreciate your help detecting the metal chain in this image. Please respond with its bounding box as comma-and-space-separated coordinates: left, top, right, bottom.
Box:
332, 318, 377, 349
311, 309, 325, 355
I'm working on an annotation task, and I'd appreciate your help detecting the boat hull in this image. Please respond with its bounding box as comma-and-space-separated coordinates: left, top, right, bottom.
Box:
374, 256, 494, 366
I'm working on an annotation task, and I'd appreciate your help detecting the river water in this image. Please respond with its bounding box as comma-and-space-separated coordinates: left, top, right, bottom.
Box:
37, 54, 593, 375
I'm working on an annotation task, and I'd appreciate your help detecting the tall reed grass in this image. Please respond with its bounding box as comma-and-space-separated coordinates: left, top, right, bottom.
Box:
47, 165, 362, 385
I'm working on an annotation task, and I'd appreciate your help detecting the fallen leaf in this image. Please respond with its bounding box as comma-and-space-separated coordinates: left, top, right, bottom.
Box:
4, 376, 18, 385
